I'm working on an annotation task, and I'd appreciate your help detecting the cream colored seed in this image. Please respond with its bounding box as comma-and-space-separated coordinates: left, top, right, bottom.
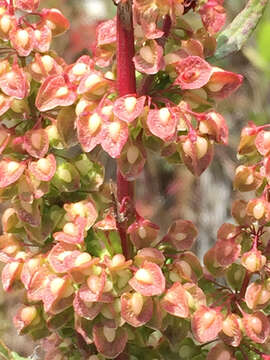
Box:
88, 356, 99, 360
31, 132, 42, 149
103, 326, 116, 343
85, 74, 101, 89
244, 253, 258, 272
34, 30, 41, 41
138, 226, 147, 239
46, 19, 56, 30
207, 82, 224, 92
6, 71, 15, 81
169, 271, 180, 282
175, 233, 186, 241
41, 55, 54, 72
88, 113, 101, 134
159, 108, 171, 125
37, 158, 51, 173
7, 161, 20, 174
179, 260, 192, 278
258, 289, 270, 305
75, 253, 91, 267
87, 275, 101, 293
16, 29, 29, 47
202, 311, 215, 329
109, 122, 121, 142
58, 168, 72, 183
164, 53, 181, 66
223, 317, 234, 337
15, 251, 27, 260
251, 316, 262, 334
58, 251, 72, 262
72, 202, 85, 216
8, 262, 19, 273
101, 105, 113, 116
50, 277, 65, 295
135, 268, 152, 284
127, 145, 139, 165
0, 15, 11, 33
140, 45, 154, 64
103, 280, 113, 293
263, 132, 270, 146
245, 173, 254, 185
63, 223, 78, 236
124, 96, 137, 113
4, 245, 18, 255
72, 62, 88, 76
104, 71, 115, 80
253, 202, 265, 220
0, 94, 4, 106
111, 254, 125, 267
31, 62, 42, 74
55, 86, 68, 98
131, 292, 144, 316
75, 99, 88, 116
21, 306, 37, 323
183, 137, 208, 160
46, 124, 59, 139
62, 283, 74, 298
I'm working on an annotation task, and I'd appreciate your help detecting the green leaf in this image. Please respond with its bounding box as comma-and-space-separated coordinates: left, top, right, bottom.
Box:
257, 21, 270, 62
212, 0, 268, 60
0, 339, 10, 360
11, 352, 28, 360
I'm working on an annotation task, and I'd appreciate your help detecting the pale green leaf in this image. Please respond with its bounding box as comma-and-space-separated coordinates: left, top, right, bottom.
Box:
213, 0, 268, 60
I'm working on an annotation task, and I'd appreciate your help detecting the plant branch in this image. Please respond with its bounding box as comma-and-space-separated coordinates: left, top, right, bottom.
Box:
116, 0, 136, 258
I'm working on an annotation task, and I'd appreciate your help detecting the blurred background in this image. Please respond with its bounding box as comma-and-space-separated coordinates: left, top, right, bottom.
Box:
0, 0, 270, 357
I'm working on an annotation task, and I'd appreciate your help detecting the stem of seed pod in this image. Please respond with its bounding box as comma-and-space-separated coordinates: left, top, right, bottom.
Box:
239, 271, 251, 299
8, 0, 14, 15
116, 0, 136, 258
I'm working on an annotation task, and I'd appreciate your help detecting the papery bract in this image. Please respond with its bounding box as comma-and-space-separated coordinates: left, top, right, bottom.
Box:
191, 306, 223, 343
161, 282, 189, 318
129, 261, 165, 296
175, 56, 213, 90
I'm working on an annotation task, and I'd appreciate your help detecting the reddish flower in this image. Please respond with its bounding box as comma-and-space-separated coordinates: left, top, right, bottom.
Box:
206, 68, 243, 99
14, 0, 40, 12
24, 128, 49, 159
161, 282, 189, 318
93, 323, 128, 359
147, 107, 178, 142
199, 0, 226, 35
35, 74, 77, 112
243, 311, 270, 344
0, 158, 25, 188
134, 40, 164, 75
28, 154, 56, 182
129, 261, 165, 296
53, 216, 87, 245
191, 306, 223, 343
162, 219, 198, 251
175, 56, 213, 90
121, 292, 153, 327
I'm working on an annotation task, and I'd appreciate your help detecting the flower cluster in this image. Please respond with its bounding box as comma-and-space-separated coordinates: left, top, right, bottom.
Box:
0, 0, 267, 359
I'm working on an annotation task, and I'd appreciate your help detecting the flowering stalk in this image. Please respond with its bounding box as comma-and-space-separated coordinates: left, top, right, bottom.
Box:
116, 0, 136, 258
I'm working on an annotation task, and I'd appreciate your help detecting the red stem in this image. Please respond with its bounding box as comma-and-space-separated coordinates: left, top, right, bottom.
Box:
116, 0, 136, 258
8, 0, 14, 15
116, 0, 136, 96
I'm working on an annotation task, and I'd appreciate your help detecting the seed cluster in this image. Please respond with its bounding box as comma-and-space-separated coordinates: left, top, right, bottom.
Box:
0, 0, 268, 359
